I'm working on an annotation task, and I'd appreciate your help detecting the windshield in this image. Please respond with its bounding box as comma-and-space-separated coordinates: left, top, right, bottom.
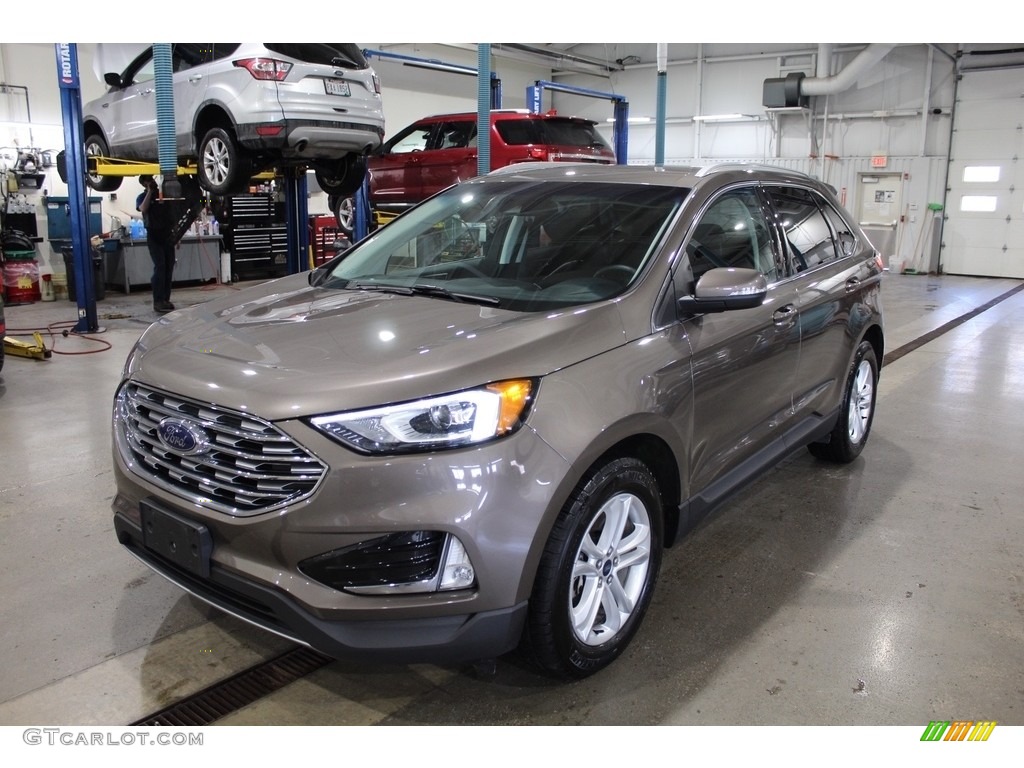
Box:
322, 180, 685, 312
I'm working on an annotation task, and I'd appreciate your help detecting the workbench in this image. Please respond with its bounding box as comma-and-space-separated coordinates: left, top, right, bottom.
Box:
105, 236, 223, 295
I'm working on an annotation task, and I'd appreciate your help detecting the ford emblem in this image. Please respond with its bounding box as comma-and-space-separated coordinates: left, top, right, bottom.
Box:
156, 418, 210, 456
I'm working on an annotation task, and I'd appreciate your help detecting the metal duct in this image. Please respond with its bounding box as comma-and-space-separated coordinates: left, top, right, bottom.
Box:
153, 44, 176, 175
800, 44, 895, 97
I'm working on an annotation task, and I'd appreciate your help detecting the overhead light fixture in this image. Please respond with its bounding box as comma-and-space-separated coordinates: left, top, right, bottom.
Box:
692, 113, 754, 122
604, 116, 652, 123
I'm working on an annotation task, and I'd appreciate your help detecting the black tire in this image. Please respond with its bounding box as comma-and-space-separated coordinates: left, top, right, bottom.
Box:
84, 133, 122, 192
197, 127, 252, 196
524, 456, 663, 679
808, 340, 879, 463
315, 154, 367, 198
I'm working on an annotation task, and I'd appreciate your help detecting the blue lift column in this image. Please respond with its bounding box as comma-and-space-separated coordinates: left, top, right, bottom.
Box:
54, 43, 99, 333
283, 169, 310, 274
526, 80, 629, 165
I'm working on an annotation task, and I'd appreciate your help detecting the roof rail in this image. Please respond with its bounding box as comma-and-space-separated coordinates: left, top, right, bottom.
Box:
694, 161, 808, 178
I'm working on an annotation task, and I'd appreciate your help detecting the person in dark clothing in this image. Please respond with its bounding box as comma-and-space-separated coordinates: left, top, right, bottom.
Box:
136, 175, 176, 313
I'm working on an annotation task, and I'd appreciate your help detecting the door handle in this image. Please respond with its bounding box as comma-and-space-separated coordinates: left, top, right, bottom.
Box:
189, 75, 203, 83
845, 277, 861, 293
773, 305, 797, 324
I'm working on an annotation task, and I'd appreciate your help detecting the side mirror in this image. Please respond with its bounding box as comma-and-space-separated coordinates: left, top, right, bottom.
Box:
307, 265, 330, 287
677, 268, 768, 314
103, 72, 123, 88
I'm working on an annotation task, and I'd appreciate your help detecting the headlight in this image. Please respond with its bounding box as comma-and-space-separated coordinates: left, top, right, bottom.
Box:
309, 379, 535, 454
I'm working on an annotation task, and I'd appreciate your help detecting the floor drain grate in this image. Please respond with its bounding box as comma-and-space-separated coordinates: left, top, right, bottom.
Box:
130, 646, 333, 726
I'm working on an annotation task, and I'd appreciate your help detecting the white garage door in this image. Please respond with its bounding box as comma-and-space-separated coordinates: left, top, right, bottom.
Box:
941, 68, 1024, 278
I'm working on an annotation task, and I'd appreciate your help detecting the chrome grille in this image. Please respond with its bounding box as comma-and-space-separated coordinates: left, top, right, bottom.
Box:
115, 382, 327, 516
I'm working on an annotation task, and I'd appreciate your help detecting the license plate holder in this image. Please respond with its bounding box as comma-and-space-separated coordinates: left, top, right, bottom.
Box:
140, 500, 213, 578
324, 78, 350, 97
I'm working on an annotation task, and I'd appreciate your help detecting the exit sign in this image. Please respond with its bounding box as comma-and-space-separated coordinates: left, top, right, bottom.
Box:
870, 155, 888, 168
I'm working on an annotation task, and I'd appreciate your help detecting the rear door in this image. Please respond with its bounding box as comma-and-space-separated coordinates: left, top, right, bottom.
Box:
761, 184, 879, 425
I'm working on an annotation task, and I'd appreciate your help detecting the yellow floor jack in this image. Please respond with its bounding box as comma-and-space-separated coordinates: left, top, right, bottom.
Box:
3, 332, 52, 360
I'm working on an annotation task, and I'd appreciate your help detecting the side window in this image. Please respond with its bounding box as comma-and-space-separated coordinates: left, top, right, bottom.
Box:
436, 121, 476, 150
686, 187, 777, 286
128, 56, 155, 86
819, 201, 858, 258
385, 123, 433, 155
764, 186, 838, 272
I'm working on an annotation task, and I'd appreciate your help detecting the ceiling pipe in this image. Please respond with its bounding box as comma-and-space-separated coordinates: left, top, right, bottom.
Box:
800, 44, 895, 97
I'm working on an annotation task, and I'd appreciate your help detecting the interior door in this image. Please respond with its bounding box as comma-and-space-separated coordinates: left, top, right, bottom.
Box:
855, 172, 903, 268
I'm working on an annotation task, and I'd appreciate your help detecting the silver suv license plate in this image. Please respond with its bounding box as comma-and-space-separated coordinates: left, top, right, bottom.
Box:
325, 79, 350, 97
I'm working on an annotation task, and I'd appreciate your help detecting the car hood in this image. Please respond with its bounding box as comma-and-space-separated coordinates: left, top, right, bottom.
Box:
127, 274, 627, 421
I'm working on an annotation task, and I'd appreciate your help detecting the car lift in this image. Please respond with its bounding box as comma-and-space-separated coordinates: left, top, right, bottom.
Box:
54, 43, 100, 333
526, 80, 630, 164
3, 332, 52, 361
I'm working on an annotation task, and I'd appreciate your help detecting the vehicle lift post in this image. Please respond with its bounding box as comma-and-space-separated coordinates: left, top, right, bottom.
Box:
54, 43, 100, 333
283, 169, 310, 274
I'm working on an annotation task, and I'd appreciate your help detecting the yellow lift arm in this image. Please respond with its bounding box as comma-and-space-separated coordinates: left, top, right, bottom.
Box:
3, 333, 52, 361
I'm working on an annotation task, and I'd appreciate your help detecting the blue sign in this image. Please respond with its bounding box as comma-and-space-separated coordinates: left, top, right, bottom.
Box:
54, 44, 80, 90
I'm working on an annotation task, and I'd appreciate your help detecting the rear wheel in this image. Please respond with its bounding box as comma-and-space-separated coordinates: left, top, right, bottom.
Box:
808, 340, 878, 463
524, 456, 663, 678
84, 133, 122, 192
197, 127, 251, 196
315, 154, 367, 198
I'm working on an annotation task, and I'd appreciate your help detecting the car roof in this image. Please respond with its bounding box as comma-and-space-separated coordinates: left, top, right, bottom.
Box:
413, 109, 598, 124
484, 162, 828, 192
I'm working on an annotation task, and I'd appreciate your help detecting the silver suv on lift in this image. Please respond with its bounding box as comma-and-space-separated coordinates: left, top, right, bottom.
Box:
81, 43, 384, 197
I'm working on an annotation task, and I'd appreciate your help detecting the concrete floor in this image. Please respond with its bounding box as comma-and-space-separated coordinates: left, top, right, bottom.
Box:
0, 271, 1022, 727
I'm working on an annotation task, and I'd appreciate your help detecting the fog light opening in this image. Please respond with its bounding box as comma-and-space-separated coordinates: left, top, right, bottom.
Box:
439, 535, 475, 591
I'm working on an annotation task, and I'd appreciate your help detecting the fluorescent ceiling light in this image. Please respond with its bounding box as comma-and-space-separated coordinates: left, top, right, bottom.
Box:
692, 113, 752, 122
605, 116, 652, 123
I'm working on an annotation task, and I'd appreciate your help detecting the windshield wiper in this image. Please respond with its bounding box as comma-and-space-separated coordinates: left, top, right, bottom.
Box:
345, 281, 414, 295
345, 281, 501, 306
410, 284, 502, 306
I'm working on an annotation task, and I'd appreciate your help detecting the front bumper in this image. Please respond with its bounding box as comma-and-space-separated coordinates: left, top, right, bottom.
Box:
111, 413, 569, 664
114, 508, 526, 663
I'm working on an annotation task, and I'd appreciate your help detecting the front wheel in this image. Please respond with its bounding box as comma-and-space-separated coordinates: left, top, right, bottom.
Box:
808, 340, 879, 463
84, 133, 122, 192
524, 457, 663, 678
197, 127, 251, 196
329, 194, 355, 238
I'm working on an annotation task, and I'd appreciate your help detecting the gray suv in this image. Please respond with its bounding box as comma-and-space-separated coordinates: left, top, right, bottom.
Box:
82, 43, 384, 196
111, 163, 884, 678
